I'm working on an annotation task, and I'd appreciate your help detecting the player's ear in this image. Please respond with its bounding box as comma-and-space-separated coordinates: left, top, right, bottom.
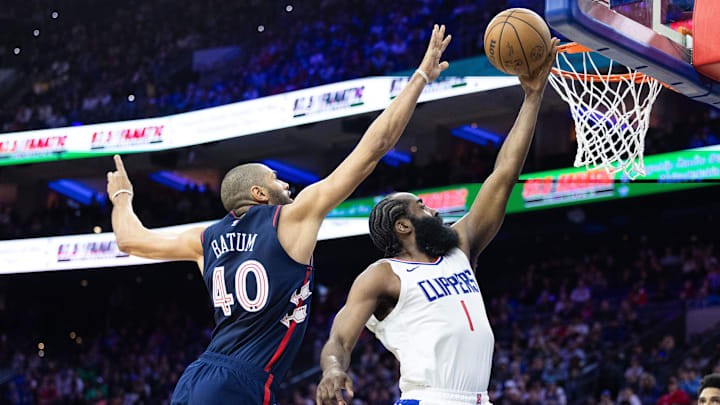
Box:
395, 218, 412, 235
250, 185, 269, 203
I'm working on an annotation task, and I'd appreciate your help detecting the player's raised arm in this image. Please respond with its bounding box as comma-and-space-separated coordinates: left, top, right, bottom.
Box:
453, 38, 560, 261
290, 25, 451, 221
317, 262, 397, 405
108, 155, 204, 269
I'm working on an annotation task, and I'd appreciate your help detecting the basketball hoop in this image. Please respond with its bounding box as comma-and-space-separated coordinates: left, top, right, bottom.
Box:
548, 43, 665, 179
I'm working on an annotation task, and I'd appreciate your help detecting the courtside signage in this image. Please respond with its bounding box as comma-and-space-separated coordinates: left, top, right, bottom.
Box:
327, 145, 720, 217
90, 124, 165, 150
512, 145, 720, 211
0, 132, 68, 160
0, 76, 517, 167
0, 218, 368, 274
0, 147, 715, 274
293, 85, 366, 118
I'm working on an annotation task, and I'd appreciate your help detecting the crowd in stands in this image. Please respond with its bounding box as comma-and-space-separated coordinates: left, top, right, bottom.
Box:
0, 0, 538, 134
2, 204, 719, 404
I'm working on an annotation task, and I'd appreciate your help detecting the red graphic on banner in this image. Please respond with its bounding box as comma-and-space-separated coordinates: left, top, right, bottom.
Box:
91, 125, 164, 149
0, 135, 67, 156
418, 188, 469, 213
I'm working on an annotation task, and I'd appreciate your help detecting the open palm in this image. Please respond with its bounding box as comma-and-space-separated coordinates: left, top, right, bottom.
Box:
519, 37, 560, 95
417, 24, 452, 82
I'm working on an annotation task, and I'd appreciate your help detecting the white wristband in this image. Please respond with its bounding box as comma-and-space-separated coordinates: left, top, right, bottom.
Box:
111, 189, 133, 202
415, 69, 430, 84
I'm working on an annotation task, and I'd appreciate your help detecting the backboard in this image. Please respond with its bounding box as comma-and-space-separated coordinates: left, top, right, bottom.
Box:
545, 0, 720, 107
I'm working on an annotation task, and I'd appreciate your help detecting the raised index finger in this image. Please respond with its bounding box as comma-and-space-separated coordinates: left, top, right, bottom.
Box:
114, 154, 126, 174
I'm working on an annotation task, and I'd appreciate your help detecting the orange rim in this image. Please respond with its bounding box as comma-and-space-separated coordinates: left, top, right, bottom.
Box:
550, 68, 656, 84
551, 42, 668, 86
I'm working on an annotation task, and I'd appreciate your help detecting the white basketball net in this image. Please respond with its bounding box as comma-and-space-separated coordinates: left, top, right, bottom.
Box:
547, 46, 663, 179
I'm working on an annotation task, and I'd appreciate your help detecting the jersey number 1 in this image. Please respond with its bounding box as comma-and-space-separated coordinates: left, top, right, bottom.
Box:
213, 260, 269, 316
460, 300, 475, 331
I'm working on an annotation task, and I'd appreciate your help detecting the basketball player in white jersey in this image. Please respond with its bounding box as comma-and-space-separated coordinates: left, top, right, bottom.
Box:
316, 38, 561, 405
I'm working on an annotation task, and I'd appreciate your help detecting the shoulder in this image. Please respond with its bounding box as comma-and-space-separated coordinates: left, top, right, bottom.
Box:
446, 247, 472, 263
362, 260, 395, 279
351, 260, 398, 294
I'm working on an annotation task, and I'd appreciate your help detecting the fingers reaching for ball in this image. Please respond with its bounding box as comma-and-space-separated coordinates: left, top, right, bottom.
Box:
518, 37, 560, 96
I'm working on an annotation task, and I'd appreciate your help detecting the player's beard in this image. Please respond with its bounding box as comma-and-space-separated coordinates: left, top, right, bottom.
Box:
267, 186, 294, 205
410, 214, 459, 258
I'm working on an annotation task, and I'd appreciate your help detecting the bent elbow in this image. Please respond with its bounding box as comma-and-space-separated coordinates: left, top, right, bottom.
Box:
115, 240, 131, 253
115, 238, 139, 255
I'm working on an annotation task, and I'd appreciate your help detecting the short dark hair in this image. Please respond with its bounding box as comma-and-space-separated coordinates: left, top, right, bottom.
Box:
699, 373, 720, 397
220, 163, 268, 212
368, 194, 410, 258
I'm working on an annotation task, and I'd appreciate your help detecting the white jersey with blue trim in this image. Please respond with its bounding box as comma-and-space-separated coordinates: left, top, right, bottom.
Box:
366, 248, 494, 402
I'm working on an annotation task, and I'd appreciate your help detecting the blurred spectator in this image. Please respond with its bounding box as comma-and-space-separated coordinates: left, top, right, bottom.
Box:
617, 386, 642, 405
656, 376, 691, 405
570, 279, 591, 304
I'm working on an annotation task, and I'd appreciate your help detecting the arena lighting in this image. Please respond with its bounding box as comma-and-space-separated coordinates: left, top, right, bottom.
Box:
149, 171, 206, 192
450, 125, 503, 147
13, 47, 20, 55
261, 159, 319, 185
33, 29, 40, 37
381, 149, 412, 167
257, 25, 265, 32
285, 4, 293, 12
48, 179, 104, 205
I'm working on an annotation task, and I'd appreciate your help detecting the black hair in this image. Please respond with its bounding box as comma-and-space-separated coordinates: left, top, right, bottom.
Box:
368, 194, 410, 258
699, 373, 720, 397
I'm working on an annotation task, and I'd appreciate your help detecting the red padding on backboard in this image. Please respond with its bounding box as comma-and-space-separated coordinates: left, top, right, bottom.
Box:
693, 0, 720, 82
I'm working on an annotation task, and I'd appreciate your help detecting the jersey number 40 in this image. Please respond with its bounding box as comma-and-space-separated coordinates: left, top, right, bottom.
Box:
212, 260, 269, 316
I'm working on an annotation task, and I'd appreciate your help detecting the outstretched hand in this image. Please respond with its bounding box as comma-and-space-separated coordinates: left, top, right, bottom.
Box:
106, 154, 134, 204
316, 368, 354, 405
417, 24, 452, 83
519, 37, 560, 96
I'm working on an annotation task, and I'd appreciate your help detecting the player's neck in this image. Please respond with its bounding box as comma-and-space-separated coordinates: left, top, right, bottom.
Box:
394, 244, 438, 263
231, 203, 263, 217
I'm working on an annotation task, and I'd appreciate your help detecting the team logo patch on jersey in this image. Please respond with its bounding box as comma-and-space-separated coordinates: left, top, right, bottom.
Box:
232, 220, 240, 227
280, 305, 308, 327
477, 393, 482, 403
290, 280, 312, 305
281, 280, 312, 328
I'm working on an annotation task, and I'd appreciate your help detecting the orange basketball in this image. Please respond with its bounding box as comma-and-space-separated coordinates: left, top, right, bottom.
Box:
483, 8, 552, 76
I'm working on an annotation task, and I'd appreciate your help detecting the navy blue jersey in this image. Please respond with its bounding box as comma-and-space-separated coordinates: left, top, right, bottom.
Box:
200, 204, 313, 386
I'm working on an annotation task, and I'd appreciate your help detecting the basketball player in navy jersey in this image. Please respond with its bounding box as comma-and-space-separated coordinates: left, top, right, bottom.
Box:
317, 38, 560, 405
106, 25, 451, 405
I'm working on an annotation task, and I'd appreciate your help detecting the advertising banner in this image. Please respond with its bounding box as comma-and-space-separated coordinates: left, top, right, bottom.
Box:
0, 219, 367, 274
0, 76, 518, 167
